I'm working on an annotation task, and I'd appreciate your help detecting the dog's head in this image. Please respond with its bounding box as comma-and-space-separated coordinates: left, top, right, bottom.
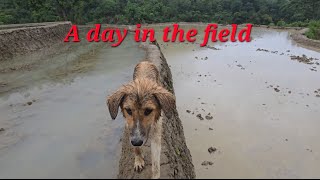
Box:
107, 78, 175, 146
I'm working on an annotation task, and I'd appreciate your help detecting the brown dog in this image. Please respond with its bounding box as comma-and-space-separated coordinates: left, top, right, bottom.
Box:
107, 61, 176, 178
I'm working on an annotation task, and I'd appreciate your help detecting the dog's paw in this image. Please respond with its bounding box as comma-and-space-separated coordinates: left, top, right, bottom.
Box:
134, 156, 145, 172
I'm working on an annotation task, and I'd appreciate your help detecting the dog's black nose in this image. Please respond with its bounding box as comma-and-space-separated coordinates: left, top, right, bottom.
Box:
131, 139, 143, 146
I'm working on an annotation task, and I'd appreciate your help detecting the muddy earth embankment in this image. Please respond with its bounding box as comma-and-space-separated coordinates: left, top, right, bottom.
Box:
290, 28, 320, 50
0, 21, 71, 61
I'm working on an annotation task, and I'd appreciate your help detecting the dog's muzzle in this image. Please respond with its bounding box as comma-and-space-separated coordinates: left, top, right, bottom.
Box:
130, 120, 147, 146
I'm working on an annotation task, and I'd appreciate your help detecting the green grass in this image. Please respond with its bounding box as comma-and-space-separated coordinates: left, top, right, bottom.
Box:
305, 20, 320, 40
272, 20, 320, 40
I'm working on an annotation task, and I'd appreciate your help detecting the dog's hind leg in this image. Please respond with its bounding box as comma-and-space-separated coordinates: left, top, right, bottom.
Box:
151, 116, 162, 179
134, 147, 144, 172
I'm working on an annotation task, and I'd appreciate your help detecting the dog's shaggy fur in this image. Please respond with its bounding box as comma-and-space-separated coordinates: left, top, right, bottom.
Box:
107, 61, 176, 179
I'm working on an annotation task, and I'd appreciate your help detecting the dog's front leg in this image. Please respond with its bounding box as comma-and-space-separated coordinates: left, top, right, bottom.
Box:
134, 147, 144, 172
151, 117, 162, 179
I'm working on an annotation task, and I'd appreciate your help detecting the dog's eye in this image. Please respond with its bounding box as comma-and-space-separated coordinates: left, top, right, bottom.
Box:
126, 108, 132, 115
144, 109, 153, 116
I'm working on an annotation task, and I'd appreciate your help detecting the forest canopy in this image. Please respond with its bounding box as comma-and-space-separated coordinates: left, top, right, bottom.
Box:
0, 0, 319, 26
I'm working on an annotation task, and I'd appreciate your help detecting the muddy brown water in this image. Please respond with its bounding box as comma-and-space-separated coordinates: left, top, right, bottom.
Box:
157, 25, 320, 178
0, 34, 145, 178
0, 25, 320, 178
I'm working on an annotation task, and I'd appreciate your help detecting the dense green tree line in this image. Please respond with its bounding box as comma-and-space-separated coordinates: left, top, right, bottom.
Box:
0, 0, 319, 25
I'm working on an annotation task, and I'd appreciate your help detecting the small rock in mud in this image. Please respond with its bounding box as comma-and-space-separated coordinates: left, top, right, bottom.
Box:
186, 110, 191, 113
27, 102, 33, 106
205, 113, 213, 120
236, 64, 245, 70
286, 50, 290, 52
0, 82, 7, 87
316, 95, 320, 98
274, 88, 280, 92
288, 91, 291, 94
285, 139, 288, 141
196, 114, 204, 120
0, 128, 5, 132
32, 99, 36, 102
204, 57, 208, 60
290, 54, 315, 65
197, 80, 200, 82
262, 104, 266, 106
201, 102, 206, 104
201, 161, 213, 166
256, 48, 269, 52
208, 147, 217, 154
209, 128, 213, 130
195, 56, 198, 59
306, 148, 313, 152
206, 45, 220, 50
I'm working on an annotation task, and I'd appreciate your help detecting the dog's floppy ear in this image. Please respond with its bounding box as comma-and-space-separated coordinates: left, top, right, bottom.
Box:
154, 86, 176, 118
107, 87, 126, 120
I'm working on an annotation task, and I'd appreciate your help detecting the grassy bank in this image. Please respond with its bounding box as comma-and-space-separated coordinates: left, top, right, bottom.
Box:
272, 20, 320, 40
305, 21, 320, 40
